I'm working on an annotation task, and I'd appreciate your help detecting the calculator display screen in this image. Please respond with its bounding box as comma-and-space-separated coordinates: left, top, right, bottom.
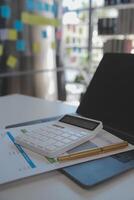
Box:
59, 115, 99, 130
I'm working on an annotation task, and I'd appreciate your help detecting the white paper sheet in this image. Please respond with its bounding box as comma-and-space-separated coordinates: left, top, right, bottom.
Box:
0, 127, 133, 185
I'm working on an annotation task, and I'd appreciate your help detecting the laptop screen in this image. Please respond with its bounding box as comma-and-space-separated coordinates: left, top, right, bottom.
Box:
77, 53, 134, 139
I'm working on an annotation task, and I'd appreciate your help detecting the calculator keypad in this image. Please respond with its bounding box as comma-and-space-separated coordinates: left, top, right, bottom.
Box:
15, 124, 95, 157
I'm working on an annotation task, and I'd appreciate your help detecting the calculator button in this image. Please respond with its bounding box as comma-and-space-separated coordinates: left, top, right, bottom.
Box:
55, 131, 62, 136
56, 136, 64, 140
45, 145, 57, 151
48, 133, 57, 138
80, 132, 88, 136
62, 133, 71, 137
45, 139, 55, 145
55, 141, 64, 147
37, 145, 44, 149
69, 136, 79, 140
62, 138, 72, 144
75, 133, 84, 137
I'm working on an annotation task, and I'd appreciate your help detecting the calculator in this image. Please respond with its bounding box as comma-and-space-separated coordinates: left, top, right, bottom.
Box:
15, 115, 103, 158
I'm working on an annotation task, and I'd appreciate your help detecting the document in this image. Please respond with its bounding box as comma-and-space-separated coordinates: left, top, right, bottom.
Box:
0, 127, 133, 185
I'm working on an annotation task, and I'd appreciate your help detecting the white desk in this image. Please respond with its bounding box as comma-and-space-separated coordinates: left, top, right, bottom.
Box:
0, 94, 134, 200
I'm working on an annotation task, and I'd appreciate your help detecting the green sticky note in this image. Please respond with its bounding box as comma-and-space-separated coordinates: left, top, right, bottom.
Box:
21, 12, 60, 27
8, 29, 18, 40
0, 45, 3, 56
7, 55, 17, 68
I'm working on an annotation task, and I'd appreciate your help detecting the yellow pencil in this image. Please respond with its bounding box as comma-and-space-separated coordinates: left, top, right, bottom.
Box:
57, 141, 128, 162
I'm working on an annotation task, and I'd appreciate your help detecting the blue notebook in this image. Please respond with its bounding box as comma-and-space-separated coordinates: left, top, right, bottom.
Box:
61, 149, 134, 188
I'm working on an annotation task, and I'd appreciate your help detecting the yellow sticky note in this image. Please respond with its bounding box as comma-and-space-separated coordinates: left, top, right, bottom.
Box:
8, 29, 18, 40
33, 43, 41, 53
0, 45, 3, 56
21, 12, 60, 27
7, 55, 17, 68
51, 41, 56, 49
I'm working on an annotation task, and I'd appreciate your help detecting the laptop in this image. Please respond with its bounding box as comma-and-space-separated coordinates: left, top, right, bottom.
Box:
61, 53, 134, 188
6, 53, 134, 188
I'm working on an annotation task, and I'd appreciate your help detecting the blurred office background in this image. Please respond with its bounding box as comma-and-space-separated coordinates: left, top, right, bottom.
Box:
0, 0, 134, 105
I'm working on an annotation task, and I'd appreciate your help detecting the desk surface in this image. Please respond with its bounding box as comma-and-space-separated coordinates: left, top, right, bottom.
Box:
0, 94, 134, 200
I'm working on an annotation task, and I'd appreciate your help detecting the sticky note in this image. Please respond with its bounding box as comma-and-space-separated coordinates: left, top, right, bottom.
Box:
16, 40, 26, 51
8, 29, 18, 40
51, 41, 56, 49
26, 0, 35, 11
1, 5, 11, 19
7, 55, 17, 68
42, 30, 47, 38
21, 12, 60, 27
36, 2, 44, 11
44, 3, 49, 11
0, 44, 3, 56
0, 29, 8, 40
14, 20, 24, 31
51, 4, 57, 15
33, 42, 41, 53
